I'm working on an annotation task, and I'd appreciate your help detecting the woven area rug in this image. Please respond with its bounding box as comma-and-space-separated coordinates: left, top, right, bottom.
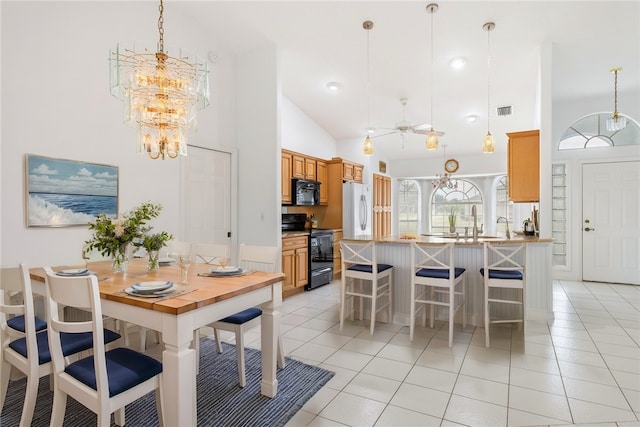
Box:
0, 338, 334, 426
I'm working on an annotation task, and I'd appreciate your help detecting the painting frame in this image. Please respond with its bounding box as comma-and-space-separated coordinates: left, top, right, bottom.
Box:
25, 154, 119, 227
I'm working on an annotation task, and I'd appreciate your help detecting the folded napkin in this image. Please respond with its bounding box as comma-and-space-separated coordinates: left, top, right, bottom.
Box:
131, 281, 173, 294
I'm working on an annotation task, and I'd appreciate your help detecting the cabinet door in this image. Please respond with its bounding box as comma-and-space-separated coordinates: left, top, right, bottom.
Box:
282, 249, 295, 291
507, 130, 540, 202
343, 163, 354, 181
281, 152, 292, 204
304, 158, 317, 180
295, 246, 309, 287
292, 155, 306, 179
317, 161, 328, 205
353, 165, 363, 183
373, 174, 392, 237
333, 230, 343, 277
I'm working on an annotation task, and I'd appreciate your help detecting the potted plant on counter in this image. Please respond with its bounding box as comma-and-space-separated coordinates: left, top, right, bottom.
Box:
448, 208, 457, 234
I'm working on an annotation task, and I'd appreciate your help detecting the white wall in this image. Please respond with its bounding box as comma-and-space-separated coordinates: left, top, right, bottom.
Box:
281, 97, 336, 160
236, 45, 281, 247
1, 2, 236, 268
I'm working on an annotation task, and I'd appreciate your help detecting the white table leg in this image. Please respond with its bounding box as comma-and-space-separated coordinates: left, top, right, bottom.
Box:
260, 282, 282, 397
161, 315, 197, 426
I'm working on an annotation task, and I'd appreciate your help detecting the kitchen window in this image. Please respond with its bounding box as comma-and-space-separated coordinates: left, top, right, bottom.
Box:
398, 180, 419, 235
431, 179, 483, 234
496, 176, 514, 233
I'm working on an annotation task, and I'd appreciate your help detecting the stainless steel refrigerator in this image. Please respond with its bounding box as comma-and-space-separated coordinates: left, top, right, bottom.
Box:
342, 182, 372, 239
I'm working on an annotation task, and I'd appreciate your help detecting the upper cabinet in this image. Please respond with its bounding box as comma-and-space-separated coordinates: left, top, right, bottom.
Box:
282, 149, 328, 205
337, 159, 364, 183
507, 130, 540, 202
292, 154, 316, 180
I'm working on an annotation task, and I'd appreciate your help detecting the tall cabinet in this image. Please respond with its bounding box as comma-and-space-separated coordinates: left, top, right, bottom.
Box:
507, 130, 540, 202
373, 174, 392, 236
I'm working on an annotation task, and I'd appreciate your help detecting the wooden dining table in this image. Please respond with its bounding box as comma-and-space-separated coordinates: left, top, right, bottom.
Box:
29, 259, 284, 427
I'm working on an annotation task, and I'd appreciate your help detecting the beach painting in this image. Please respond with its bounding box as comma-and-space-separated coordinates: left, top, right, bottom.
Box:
26, 154, 118, 227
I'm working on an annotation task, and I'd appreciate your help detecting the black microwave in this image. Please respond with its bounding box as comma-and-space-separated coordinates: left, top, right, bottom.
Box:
292, 178, 320, 206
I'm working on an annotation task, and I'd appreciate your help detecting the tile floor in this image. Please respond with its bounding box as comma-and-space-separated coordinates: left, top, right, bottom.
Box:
228, 279, 640, 427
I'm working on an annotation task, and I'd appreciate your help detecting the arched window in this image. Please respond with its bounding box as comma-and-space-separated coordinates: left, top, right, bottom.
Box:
398, 180, 419, 235
431, 179, 482, 234
558, 112, 640, 150
496, 176, 513, 233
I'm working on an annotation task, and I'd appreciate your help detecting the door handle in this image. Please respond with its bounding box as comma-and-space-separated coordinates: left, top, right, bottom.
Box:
584, 227, 595, 232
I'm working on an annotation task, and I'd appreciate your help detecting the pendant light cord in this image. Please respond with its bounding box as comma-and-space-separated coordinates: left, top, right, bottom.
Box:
486, 23, 491, 134
367, 24, 371, 131
158, 0, 165, 53
429, 6, 435, 129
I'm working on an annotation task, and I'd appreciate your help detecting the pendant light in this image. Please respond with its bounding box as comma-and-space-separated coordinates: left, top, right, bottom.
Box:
606, 67, 627, 132
426, 3, 439, 150
482, 22, 496, 153
362, 21, 375, 155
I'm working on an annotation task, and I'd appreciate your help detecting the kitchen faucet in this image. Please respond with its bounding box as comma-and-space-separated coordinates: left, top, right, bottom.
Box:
471, 205, 478, 241
497, 216, 511, 239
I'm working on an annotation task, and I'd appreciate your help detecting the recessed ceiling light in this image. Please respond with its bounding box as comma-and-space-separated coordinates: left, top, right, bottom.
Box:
465, 114, 479, 123
449, 57, 466, 70
326, 81, 342, 92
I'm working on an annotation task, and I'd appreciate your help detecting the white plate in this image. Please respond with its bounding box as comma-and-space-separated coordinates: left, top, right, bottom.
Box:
125, 284, 177, 298
210, 266, 241, 273
56, 269, 90, 276
131, 281, 173, 293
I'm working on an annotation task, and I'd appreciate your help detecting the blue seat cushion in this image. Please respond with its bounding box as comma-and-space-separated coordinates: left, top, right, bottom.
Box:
416, 267, 465, 279
479, 268, 523, 280
7, 315, 47, 333
347, 263, 393, 274
65, 347, 162, 397
8, 329, 121, 365
219, 307, 262, 325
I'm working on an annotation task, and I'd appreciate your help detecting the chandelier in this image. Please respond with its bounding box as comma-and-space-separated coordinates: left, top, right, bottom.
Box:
109, 0, 210, 160
362, 21, 375, 155
432, 144, 458, 189
606, 67, 627, 132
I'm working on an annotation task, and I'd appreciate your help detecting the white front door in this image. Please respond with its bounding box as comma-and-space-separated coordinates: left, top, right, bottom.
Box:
185, 146, 232, 247
582, 161, 640, 285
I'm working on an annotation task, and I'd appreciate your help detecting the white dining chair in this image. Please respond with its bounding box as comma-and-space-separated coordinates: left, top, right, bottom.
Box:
43, 267, 163, 427
410, 242, 466, 347
208, 244, 285, 387
481, 242, 526, 347
1, 264, 120, 427
340, 240, 393, 335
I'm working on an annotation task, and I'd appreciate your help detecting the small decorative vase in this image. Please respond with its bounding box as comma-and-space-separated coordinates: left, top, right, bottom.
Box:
112, 243, 131, 273
147, 250, 160, 271
449, 224, 456, 234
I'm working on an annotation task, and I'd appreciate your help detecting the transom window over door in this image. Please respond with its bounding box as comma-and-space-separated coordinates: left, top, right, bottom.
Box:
431, 179, 482, 234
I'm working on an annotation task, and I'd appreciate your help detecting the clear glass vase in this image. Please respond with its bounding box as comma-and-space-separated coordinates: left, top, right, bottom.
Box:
147, 250, 160, 271
112, 244, 131, 273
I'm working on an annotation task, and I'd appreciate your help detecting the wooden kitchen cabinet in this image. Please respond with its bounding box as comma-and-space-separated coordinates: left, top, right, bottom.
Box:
317, 160, 328, 205
282, 235, 308, 298
507, 130, 540, 202
373, 174, 392, 237
332, 229, 343, 278
281, 152, 293, 205
292, 154, 316, 180
340, 160, 364, 183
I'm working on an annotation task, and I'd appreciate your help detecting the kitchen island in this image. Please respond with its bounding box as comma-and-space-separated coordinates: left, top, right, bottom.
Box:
341, 234, 553, 327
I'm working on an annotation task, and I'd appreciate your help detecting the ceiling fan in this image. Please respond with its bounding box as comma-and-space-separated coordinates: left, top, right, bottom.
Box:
373, 98, 445, 147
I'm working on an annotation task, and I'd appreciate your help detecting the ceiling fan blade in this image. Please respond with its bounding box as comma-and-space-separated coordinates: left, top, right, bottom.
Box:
371, 131, 399, 139
411, 128, 445, 136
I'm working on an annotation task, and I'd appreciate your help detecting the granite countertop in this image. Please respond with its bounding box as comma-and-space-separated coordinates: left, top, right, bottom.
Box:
342, 234, 552, 245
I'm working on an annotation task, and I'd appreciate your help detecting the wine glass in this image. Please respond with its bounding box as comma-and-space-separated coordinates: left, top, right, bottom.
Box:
216, 256, 229, 270
81, 243, 91, 270
177, 253, 192, 285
